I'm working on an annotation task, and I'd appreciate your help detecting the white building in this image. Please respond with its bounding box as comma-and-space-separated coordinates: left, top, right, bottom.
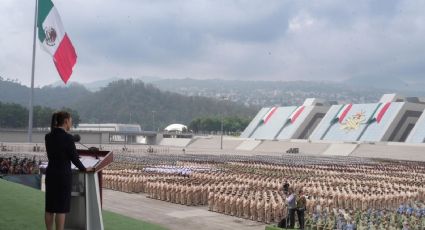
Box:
75, 123, 141, 132
74, 123, 145, 143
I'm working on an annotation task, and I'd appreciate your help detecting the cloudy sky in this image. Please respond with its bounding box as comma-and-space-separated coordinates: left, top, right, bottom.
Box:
1, 0, 424, 86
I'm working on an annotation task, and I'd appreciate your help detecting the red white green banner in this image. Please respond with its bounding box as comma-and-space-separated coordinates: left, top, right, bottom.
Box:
288, 106, 305, 124
334, 104, 352, 123
262, 107, 277, 124
38, 0, 77, 84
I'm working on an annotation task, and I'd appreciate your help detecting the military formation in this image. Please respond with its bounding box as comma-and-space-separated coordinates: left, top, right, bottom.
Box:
100, 153, 425, 229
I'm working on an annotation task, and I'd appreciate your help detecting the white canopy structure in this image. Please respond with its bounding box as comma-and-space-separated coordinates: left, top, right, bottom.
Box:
164, 124, 188, 132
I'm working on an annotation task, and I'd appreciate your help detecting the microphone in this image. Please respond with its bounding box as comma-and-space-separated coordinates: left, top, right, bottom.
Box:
73, 134, 81, 142
72, 134, 99, 159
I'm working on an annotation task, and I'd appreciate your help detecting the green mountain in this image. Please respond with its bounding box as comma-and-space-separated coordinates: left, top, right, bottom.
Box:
72, 79, 257, 130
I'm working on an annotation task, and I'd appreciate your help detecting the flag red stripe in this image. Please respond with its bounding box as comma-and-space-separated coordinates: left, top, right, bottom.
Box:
376, 102, 391, 123
53, 34, 77, 84
263, 107, 277, 124
339, 104, 352, 123
290, 106, 305, 124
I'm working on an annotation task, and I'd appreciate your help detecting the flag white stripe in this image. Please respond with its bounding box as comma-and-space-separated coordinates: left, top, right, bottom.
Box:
40, 7, 66, 56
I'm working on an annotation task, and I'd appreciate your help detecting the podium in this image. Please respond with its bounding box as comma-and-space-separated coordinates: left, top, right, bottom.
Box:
41, 149, 113, 230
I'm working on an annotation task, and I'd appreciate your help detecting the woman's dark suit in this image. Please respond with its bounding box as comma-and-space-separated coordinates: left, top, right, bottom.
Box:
45, 128, 86, 213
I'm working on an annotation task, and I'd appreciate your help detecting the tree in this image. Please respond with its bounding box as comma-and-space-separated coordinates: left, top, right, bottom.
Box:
0, 102, 27, 128
188, 116, 250, 133
188, 118, 202, 133
0, 101, 81, 128
33, 106, 54, 128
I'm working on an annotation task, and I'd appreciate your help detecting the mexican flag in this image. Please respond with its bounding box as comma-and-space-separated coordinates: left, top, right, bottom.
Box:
288, 106, 305, 124
262, 107, 277, 124
371, 102, 391, 123
37, 0, 77, 84
334, 104, 352, 123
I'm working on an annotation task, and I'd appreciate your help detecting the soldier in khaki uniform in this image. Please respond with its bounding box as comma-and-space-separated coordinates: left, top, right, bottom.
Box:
250, 196, 257, 221
118, 176, 124, 192
208, 189, 214, 211
175, 183, 181, 204
150, 180, 157, 200
154, 180, 159, 199
180, 184, 186, 205
257, 196, 265, 222
121, 176, 127, 192
213, 190, 220, 212
166, 182, 171, 202
160, 181, 166, 200
219, 191, 226, 213
272, 195, 282, 223
170, 182, 176, 203
224, 192, 231, 215
195, 184, 202, 206
264, 196, 272, 224
230, 193, 237, 216
236, 193, 243, 218
243, 194, 250, 219
186, 184, 193, 206
202, 184, 208, 205
192, 184, 199, 206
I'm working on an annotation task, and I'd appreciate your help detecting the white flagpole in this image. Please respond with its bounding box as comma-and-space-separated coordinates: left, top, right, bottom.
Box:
28, 0, 38, 142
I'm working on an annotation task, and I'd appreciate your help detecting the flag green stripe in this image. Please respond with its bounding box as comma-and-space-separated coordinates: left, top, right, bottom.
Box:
332, 104, 345, 122
369, 103, 382, 123
37, 0, 54, 42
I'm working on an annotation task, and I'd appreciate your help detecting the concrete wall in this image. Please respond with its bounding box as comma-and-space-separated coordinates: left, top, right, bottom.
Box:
188, 136, 244, 150
384, 103, 423, 142
406, 108, 425, 143
254, 140, 330, 155
351, 142, 425, 161
0, 130, 46, 143
158, 138, 192, 147
146, 135, 157, 145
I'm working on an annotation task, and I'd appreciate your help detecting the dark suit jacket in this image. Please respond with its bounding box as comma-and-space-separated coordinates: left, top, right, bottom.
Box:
45, 128, 86, 174
44, 128, 86, 213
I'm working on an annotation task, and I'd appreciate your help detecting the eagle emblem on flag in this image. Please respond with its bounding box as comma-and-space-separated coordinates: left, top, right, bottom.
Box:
44, 27, 57, 46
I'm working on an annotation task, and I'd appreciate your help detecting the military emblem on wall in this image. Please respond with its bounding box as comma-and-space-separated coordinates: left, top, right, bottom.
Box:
340, 111, 366, 132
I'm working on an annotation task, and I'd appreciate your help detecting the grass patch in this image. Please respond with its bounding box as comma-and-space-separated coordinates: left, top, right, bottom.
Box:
0, 179, 166, 230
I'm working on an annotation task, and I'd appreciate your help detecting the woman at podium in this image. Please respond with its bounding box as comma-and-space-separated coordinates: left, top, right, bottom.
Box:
44, 111, 93, 230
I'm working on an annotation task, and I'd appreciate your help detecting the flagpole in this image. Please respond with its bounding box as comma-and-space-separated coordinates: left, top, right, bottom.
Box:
28, 0, 38, 143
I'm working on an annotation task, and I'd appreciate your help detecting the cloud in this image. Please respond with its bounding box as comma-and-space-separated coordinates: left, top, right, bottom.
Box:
0, 0, 424, 87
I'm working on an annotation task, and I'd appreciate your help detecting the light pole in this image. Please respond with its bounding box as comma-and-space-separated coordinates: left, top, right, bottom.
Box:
220, 114, 223, 150
129, 112, 132, 123
219, 96, 228, 150
152, 111, 155, 131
